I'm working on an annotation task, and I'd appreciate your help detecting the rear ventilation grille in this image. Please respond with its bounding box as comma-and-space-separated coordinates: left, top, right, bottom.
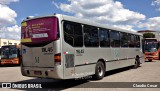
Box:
65, 54, 74, 68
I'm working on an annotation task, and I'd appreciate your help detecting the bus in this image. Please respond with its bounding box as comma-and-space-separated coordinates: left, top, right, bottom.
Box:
0, 45, 21, 65
21, 14, 144, 80
143, 38, 159, 61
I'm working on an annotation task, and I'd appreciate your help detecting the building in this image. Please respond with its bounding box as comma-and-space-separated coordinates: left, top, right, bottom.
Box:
138, 30, 160, 41
0, 38, 20, 48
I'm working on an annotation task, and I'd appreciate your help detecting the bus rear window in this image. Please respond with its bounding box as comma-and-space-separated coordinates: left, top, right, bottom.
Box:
21, 17, 58, 44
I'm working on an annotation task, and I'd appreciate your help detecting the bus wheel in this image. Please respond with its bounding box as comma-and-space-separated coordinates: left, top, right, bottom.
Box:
94, 61, 105, 80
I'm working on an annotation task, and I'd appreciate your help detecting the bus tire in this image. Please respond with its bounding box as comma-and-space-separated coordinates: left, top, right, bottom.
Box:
94, 61, 105, 80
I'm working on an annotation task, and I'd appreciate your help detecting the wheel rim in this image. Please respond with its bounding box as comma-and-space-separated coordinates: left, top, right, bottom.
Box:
98, 66, 103, 76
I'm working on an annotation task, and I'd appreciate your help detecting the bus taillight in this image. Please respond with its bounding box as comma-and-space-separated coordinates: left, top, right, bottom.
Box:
54, 53, 61, 65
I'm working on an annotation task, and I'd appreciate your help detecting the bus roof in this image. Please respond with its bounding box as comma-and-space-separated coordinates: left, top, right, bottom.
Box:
22, 14, 142, 36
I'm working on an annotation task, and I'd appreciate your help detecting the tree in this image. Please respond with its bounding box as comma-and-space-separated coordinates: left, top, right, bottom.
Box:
143, 33, 155, 38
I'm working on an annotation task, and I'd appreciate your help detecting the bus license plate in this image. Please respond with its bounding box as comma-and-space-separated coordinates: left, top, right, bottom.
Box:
34, 71, 42, 75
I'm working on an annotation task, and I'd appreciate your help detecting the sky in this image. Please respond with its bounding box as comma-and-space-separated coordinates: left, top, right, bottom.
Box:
0, 0, 160, 40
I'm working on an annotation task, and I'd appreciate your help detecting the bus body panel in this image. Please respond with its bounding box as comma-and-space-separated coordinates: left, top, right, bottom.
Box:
21, 40, 64, 79
61, 44, 75, 79
62, 45, 143, 79
22, 42, 56, 67
21, 66, 63, 79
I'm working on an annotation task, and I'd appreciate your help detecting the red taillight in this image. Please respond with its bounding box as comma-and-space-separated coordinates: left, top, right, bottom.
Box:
54, 53, 61, 65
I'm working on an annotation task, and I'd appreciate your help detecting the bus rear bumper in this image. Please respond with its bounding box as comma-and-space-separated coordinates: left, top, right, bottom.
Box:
21, 67, 64, 79
145, 56, 159, 61
1, 60, 19, 65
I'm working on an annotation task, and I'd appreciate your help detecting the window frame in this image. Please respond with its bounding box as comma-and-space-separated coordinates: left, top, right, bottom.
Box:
63, 20, 83, 47
120, 32, 129, 48
135, 35, 140, 48
99, 28, 110, 47
110, 30, 120, 47
128, 34, 135, 48
83, 25, 99, 47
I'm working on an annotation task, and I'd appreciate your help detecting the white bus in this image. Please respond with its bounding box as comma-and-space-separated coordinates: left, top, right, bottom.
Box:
21, 14, 144, 80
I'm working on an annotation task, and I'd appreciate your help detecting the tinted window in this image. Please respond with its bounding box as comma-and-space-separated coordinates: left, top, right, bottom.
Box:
63, 21, 83, 47
110, 30, 120, 47
120, 32, 128, 47
99, 28, 110, 47
128, 34, 135, 47
84, 25, 99, 47
135, 35, 140, 48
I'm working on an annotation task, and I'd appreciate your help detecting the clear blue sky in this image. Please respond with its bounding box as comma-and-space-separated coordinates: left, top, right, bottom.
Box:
0, 0, 160, 40
119, 0, 160, 18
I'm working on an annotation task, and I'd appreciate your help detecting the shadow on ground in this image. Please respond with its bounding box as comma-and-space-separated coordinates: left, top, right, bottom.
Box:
0, 65, 20, 67
145, 61, 157, 62
2, 65, 138, 91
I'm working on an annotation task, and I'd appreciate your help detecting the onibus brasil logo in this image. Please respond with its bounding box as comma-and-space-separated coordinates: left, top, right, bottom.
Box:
1, 83, 42, 89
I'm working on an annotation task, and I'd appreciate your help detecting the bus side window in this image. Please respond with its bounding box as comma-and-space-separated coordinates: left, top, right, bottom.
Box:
110, 30, 120, 47
120, 32, 128, 47
128, 34, 135, 47
84, 25, 99, 47
63, 21, 83, 47
74, 23, 83, 47
99, 28, 110, 47
135, 35, 140, 48
64, 22, 74, 46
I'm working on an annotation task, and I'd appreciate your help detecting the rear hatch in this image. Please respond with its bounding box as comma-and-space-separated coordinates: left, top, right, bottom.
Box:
21, 16, 59, 67
22, 43, 55, 67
